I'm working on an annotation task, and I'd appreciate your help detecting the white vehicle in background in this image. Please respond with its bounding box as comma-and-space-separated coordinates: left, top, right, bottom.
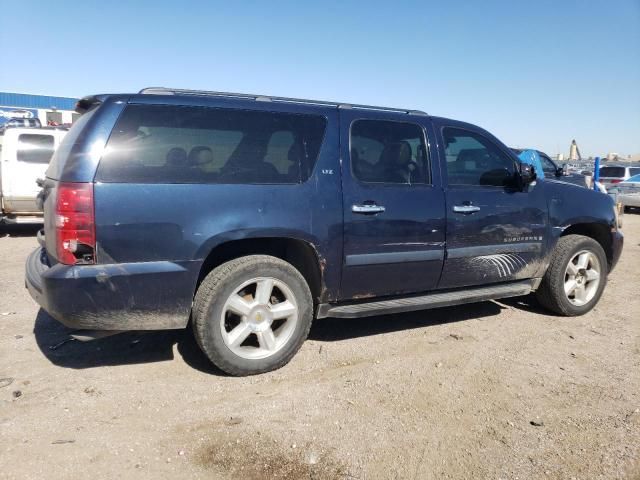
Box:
609, 173, 640, 213
0, 126, 67, 223
598, 164, 640, 188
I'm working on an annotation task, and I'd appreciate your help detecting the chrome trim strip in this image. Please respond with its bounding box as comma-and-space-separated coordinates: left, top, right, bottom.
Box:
345, 249, 444, 266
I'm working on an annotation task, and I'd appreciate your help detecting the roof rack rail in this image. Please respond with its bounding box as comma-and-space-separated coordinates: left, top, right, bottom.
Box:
139, 87, 427, 116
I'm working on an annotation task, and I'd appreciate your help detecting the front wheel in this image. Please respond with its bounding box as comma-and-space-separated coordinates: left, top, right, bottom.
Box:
536, 235, 607, 316
193, 255, 313, 376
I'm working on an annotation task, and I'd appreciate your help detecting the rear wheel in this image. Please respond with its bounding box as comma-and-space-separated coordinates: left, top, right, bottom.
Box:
193, 255, 313, 376
536, 235, 607, 316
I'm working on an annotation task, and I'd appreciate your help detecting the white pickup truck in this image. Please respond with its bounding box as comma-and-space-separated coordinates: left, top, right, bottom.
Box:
0, 126, 67, 223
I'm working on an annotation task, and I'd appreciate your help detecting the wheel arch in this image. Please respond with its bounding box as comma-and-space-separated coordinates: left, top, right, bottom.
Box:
560, 222, 613, 270
196, 236, 325, 304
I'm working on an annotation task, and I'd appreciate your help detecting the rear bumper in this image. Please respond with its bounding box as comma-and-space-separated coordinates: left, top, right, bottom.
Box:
25, 248, 198, 330
610, 230, 623, 272
619, 194, 640, 207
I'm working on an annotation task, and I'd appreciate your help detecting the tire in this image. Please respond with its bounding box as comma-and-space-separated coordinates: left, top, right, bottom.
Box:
535, 234, 607, 316
192, 255, 313, 376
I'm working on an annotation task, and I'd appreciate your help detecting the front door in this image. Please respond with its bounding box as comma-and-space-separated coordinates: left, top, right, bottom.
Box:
435, 123, 548, 289
339, 111, 445, 300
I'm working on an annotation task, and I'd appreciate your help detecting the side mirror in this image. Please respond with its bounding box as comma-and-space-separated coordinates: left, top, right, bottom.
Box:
556, 166, 564, 177
519, 163, 537, 189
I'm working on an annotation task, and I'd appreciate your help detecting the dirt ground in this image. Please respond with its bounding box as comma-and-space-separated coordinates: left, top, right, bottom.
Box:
0, 214, 638, 480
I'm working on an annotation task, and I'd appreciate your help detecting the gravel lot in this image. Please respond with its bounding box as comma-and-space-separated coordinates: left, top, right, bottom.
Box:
1, 215, 639, 479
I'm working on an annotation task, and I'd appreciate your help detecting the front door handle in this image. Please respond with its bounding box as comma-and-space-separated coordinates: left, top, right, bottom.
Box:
352, 204, 386, 214
453, 205, 481, 213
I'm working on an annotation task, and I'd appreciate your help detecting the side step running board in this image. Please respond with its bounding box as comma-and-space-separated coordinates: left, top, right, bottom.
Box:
317, 280, 535, 319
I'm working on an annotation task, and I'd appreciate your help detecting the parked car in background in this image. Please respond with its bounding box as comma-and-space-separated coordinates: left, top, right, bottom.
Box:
598, 165, 640, 188
0, 117, 42, 133
510, 148, 586, 187
0, 127, 67, 223
608, 173, 640, 212
26, 88, 623, 376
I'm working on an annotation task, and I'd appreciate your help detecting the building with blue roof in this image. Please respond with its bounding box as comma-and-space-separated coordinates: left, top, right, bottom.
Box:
0, 92, 79, 126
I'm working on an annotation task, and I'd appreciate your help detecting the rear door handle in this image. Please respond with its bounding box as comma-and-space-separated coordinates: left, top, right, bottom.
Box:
453, 205, 480, 213
352, 204, 386, 214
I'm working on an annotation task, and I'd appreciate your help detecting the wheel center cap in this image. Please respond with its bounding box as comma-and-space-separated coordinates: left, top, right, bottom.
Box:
248, 307, 271, 332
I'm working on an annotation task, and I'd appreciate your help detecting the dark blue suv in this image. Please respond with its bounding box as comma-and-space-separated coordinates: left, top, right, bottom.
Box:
25, 88, 623, 375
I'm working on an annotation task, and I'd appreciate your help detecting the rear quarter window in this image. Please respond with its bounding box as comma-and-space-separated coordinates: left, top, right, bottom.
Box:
96, 105, 327, 184
599, 166, 625, 178
17, 134, 55, 164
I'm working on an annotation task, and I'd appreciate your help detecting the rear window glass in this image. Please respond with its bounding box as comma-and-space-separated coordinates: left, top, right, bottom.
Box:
96, 105, 327, 184
350, 119, 430, 184
17, 134, 55, 164
599, 166, 625, 178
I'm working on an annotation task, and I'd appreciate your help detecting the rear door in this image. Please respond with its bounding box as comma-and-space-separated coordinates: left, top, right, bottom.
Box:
339, 110, 445, 300
435, 122, 548, 288
1, 130, 61, 213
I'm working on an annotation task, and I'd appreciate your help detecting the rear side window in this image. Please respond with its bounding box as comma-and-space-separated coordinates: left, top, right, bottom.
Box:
97, 105, 327, 184
350, 119, 430, 184
629, 168, 640, 177
17, 134, 55, 164
599, 166, 625, 178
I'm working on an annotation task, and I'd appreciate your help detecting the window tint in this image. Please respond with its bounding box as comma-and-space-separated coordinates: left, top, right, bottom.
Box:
350, 120, 429, 184
443, 128, 515, 187
599, 166, 625, 178
629, 168, 640, 177
17, 134, 55, 164
539, 154, 558, 176
97, 105, 327, 184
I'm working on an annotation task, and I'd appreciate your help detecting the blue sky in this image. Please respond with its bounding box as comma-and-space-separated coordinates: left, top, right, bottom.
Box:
1, 0, 638, 157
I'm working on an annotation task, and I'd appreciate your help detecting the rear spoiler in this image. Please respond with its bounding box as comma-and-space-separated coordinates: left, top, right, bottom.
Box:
74, 94, 111, 114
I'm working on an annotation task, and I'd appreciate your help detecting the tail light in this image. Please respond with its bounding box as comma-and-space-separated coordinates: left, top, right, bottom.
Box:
55, 182, 96, 264
610, 179, 622, 184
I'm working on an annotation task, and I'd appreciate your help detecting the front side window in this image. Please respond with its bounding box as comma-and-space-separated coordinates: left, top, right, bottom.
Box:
350, 119, 430, 184
17, 134, 55, 164
97, 105, 327, 184
539, 154, 558, 176
443, 127, 516, 187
